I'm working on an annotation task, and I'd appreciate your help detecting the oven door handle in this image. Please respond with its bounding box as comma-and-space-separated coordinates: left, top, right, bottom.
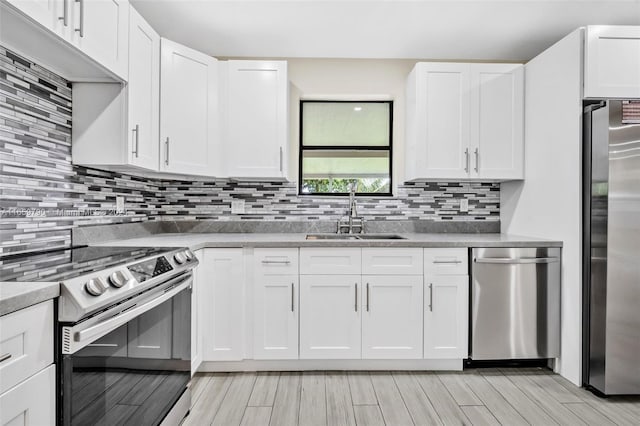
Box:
73, 275, 192, 348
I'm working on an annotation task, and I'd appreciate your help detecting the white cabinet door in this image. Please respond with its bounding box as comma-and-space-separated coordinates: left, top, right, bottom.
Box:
300, 275, 361, 359
224, 60, 288, 178
0, 301, 53, 394
424, 275, 469, 359
412, 62, 470, 180
253, 274, 299, 360
585, 25, 640, 99
201, 249, 244, 361
362, 248, 423, 275
299, 247, 361, 275
127, 5, 159, 170
160, 38, 219, 176
6, 0, 71, 39
70, 0, 129, 80
127, 298, 173, 359
362, 276, 423, 359
0, 365, 55, 426
469, 64, 524, 180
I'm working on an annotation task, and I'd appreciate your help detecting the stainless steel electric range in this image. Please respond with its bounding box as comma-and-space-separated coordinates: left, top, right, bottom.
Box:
1, 245, 198, 426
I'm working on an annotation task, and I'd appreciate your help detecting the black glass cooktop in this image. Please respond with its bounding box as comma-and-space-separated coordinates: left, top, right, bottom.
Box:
0, 246, 175, 283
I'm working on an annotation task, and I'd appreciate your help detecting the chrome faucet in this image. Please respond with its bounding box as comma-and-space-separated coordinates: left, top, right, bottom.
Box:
338, 182, 364, 234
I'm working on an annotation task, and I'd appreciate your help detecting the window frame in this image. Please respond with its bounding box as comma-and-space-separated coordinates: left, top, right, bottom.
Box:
298, 99, 394, 196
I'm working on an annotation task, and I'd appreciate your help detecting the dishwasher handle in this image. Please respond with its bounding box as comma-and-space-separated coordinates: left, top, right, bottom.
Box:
475, 257, 559, 264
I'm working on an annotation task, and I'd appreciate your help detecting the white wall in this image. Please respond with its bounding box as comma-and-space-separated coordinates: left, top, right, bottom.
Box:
501, 29, 584, 385
286, 58, 417, 189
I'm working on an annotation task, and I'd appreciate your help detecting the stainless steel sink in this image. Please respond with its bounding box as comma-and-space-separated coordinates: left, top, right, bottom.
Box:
305, 234, 405, 240
356, 234, 406, 240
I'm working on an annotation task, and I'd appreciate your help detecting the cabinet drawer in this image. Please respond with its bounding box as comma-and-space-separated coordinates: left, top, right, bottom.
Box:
424, 248, 468, 275
0, 301, 53, 394
362, 248, 423, 275
254, 248, 299, 275
0, 364, 55, 426
300, 248, 361, 275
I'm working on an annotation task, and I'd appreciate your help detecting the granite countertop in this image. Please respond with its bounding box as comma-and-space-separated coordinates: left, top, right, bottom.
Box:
0, 282, 59, 317
94, 232, 563, 250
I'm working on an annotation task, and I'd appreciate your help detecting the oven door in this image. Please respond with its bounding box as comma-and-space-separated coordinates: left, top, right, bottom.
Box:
59, 273, 192, 426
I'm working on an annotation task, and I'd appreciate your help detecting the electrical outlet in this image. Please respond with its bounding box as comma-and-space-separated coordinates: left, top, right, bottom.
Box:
116, 196, 125, 213
459, 199, 469, 213
231, 199, 245, 214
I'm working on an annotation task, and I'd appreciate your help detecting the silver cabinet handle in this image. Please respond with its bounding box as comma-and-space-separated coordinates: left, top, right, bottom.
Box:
475, 257, 559, 264
59, 0, 68, 25
366, 283, 370, 312
291, 283, 295, 312
74, 0, 84, 37
261, 260, 291, 265
164, 137, 170, 165
474, 148, 479, 173
429, 284, 433, 311
464, 148, 469, 173
0, 353, 12, 364
132, 124, 139, 158
433, 260, 462, 264
279, 147, 283, 172
354, 283, 358, 312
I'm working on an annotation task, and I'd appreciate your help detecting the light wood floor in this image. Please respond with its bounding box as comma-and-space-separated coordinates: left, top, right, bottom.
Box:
183, 368, 640, 426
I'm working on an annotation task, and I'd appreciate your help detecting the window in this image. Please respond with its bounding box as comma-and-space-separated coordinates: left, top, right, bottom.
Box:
299, 100, 392, 195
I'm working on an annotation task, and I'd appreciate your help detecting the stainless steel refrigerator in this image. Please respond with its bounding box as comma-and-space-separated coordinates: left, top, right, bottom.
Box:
583, 99, 640, 395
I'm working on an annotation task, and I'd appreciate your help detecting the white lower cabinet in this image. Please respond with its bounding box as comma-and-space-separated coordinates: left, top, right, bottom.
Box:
299, 275, 362, 359
362, 275, 423, 359
424, 275, 469, 359
0, 365, 55, 426
0, 300, 55, 426
253, 274, 299, 360
201, 249, 245, 361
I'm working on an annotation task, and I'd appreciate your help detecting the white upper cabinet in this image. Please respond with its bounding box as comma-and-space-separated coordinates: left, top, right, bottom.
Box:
469, 64, 524, 180
223, 60, 289, 179
584, 26, 640, 99
69, 0, 129, 80
6, 0, 73, 39
160, 38, 221, 176
72, 4, 159, 172
405, 63, 470, 180
126, 5, 159, 170
5, 0, 129, 80
405, 62, 524, 181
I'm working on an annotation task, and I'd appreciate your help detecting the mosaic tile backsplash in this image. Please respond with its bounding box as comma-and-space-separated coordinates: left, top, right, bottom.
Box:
0, 46, 499, 256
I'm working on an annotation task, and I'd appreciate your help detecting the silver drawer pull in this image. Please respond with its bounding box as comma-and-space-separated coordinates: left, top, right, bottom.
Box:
261, 260, 291, 265
0, 353, 12, 363
433, 260, 462, 264
475, 257, 559, 264
428, 284, 433, 312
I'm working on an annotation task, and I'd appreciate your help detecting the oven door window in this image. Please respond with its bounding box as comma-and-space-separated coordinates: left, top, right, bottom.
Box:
61, 288, 191, 426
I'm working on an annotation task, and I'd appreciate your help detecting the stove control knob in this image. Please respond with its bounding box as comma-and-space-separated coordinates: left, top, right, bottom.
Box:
174, 252, 186, 264
109, 271, 127, 288
184, 250, 194, 261
85, 278, 107, 296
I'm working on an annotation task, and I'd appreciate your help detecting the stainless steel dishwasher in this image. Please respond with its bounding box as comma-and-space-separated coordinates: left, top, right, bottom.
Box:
471, 247, 561, 360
